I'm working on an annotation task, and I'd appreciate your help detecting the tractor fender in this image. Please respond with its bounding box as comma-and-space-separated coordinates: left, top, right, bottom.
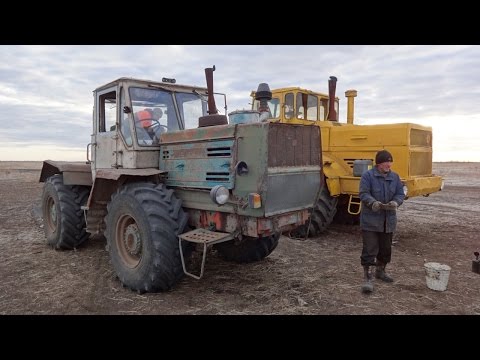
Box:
86, 168, 167, 208
39, 160, 92, 186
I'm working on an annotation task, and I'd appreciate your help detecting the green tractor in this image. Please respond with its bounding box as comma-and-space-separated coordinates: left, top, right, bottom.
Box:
39, 67, 323, 293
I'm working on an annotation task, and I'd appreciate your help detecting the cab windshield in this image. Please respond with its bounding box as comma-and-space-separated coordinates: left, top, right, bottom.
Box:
129, 87, 208, 146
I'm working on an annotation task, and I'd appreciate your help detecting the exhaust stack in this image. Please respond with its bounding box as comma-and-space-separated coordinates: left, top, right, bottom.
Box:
205, 66, 218, 114
198, 66, 228, 127
327, 76, 337, 121
345, 89, 357, 124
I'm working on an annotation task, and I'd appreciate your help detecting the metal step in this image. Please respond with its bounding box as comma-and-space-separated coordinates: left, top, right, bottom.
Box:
178, 228, 234, 280
179, 228, 233, 244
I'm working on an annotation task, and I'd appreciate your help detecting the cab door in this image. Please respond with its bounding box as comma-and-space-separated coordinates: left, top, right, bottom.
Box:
92, 86, 118, 174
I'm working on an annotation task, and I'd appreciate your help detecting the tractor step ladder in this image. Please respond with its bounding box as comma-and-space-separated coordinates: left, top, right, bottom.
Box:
347, 195, 362, 215
178, 228, 234, 280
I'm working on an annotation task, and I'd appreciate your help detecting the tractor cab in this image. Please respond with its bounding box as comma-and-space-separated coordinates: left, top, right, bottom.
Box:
91, 78, 228, 171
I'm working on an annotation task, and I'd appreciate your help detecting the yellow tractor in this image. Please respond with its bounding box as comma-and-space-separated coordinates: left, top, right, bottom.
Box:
248, 76, 444, 236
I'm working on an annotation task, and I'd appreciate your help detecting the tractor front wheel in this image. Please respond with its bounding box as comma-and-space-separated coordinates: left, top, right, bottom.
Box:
105, 182, 188, 293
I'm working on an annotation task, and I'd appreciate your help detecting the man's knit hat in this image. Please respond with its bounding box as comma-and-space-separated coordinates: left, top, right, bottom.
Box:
375, 150, 393, 164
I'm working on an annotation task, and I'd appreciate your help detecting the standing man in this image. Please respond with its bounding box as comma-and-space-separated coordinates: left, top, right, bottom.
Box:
359, 150, 405, 293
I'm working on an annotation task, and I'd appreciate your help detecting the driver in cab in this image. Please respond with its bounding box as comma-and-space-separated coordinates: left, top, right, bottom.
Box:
134, 108, 165, 144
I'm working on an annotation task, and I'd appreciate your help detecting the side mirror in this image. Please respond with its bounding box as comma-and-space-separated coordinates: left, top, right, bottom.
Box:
123, 106, 131, 114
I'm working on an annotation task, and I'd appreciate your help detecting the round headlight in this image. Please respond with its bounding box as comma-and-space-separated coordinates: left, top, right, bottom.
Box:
210, 185, 229, 205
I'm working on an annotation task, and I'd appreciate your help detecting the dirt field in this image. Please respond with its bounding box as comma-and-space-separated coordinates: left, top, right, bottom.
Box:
0, 161, 479, 315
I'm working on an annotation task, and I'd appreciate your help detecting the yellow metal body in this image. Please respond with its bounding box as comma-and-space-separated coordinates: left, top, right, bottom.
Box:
251, 87, 443, 205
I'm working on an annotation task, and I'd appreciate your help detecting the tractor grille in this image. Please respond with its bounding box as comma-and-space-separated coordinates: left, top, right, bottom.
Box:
344, 159, 356, 169
267, 124, 320, 167
264, 123, 321, 216
160, 139, 234, 189
410, 151, 433, 176
410, 128, 432, 147
207, 147, 232, 157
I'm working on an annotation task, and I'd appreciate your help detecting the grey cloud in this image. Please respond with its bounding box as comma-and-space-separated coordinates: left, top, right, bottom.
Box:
0, 45, 479, 161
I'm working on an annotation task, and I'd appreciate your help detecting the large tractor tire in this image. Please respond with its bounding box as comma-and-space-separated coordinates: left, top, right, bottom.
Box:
290, 185, 338, 238
41, 174, 90, 249
105, 182, 188, 293
215, 232, 280, 263
333, 196, 360, 225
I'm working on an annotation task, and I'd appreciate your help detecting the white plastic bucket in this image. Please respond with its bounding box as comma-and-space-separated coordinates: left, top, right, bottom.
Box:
424, 262, 451, 291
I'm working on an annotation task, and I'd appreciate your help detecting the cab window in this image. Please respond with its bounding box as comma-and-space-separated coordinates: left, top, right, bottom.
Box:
285, 93, 294, 119
98, 90, 116, 132
296, 93, 318, 121
119, 87, 133, 146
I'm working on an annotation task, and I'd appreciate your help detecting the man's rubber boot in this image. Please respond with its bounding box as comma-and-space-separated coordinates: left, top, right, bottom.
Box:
361, 266, 374, 293
375, 263, 394, 282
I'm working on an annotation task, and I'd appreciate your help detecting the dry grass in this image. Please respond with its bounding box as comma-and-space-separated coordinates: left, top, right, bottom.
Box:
1, 162, 479, 314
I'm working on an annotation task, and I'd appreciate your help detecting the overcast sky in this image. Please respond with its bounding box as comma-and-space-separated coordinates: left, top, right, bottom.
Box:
0, 45, 478, 162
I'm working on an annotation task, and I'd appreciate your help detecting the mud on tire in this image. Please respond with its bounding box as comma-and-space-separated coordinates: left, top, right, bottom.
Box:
41, 174, 90, 249
215, 233, 280, 263
105, 182, 188, 293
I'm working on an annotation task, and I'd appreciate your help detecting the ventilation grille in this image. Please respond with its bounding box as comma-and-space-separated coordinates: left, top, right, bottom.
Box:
344, 159, 356, 169
160, 139, 234, 189
207, 147, 231, 157
411, 128, 432, 147
267, 123, 320, 167
206, 172, 230, 182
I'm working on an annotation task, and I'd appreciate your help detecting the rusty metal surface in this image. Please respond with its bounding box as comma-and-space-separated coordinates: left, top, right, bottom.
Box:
160, 124, 236, 144
95, 168, 164, 180
39, 160, 92, 183
178, 228, 233, 244
328, 76, 338, 121
267, 123, 320, 167
44, 160, 91, 173
257, 209, 310, 235
264, 123, 321, 215
85, 204, 107, 235
185, 208, 310, 237
160, 139, 234, 189
87, 178, 118, 206
264, 169, 321, 216
204, 67, 219, 114
63, 171, 92, 186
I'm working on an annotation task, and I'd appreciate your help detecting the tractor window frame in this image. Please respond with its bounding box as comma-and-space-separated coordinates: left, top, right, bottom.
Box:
285, 92, 294, 119
320, 98, 328, 120
119, 87, 133, 146
97, 89, 117, 133
296, 92, 318, 121
306, 94, 318, 121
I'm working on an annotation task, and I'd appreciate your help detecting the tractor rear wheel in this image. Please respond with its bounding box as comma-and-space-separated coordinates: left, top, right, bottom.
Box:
41, 174, 90, 249
290, 185, 338, 238
105, 182, 188, 293
215, 233, 280, 263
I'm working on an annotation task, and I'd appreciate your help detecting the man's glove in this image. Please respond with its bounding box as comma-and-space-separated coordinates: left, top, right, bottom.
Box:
371, 201, 382, 212
382, 201, 398, 211
388, 200, 398, 208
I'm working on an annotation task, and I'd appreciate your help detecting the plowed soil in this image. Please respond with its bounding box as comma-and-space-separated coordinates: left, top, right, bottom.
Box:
1, 162, 479, 314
